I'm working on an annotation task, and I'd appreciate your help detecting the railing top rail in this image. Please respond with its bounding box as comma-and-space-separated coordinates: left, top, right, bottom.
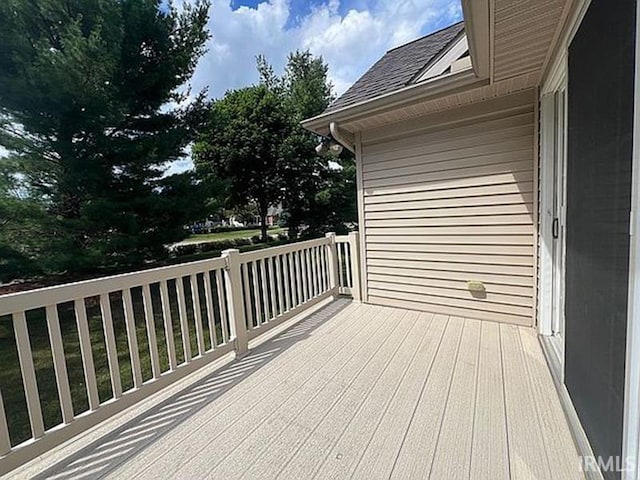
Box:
0, 256, 227, 316
335, 235, 349, 242
238, 237, 331, 263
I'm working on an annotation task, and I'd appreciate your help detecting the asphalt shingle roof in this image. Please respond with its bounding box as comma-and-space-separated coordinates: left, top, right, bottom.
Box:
326, 21, 465, 112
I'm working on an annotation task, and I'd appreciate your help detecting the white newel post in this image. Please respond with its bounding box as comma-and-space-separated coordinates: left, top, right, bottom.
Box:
325, 233, 339, 295
349, 231, 362, 302
222, 249, 248, 357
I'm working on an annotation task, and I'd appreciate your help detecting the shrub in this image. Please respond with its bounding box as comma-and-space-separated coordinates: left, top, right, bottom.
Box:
233, 238, 252, 247
173, 243, 199, 256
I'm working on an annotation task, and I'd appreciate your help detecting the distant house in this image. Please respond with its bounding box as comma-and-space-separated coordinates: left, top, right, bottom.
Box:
303, 1, 639, 478
254, 205, 282, 227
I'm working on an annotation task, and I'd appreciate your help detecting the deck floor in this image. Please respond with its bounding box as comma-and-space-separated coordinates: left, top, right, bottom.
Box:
23, 300, 584, 479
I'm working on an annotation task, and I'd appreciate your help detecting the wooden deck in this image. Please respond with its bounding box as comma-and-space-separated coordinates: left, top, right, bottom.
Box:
12, 299, 584, 479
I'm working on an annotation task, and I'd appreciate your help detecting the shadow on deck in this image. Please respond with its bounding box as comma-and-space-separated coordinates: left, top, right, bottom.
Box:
33, 299, 351, 480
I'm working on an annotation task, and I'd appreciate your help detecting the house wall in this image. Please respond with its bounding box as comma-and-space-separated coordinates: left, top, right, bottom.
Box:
358, 90, 536, 326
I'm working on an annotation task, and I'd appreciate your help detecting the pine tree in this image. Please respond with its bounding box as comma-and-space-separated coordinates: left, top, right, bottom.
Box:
0, 0, 210, 279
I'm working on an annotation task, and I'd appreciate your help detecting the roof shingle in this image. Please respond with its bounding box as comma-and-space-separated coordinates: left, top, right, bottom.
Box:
326, 21, 465, 112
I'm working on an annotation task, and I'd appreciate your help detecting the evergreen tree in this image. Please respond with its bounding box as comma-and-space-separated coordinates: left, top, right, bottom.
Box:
0, 0, 210, 279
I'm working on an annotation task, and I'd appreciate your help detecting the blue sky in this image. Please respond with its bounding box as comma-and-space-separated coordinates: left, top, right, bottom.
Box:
167, 0, 462, 173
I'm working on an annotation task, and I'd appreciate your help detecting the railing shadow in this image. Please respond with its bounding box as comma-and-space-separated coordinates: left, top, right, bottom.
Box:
32, 298, 351, 480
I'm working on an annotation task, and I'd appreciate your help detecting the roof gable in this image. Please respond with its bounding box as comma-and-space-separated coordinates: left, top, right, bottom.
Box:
325, 21, 465, 113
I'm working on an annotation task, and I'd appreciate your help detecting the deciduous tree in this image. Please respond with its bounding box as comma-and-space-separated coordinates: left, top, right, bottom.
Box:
194, 85, 289, 241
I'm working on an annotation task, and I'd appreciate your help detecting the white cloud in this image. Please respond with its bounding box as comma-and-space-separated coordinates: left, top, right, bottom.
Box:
185, 0, 462, 99
169, 0, 462, 173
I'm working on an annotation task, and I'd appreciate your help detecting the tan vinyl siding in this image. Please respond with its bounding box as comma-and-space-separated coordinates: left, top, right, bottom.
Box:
360, 90, 536, 326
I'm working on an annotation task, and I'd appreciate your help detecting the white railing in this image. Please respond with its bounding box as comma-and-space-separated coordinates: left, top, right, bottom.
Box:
0, 232, 361, 475
336, 232, 361, 301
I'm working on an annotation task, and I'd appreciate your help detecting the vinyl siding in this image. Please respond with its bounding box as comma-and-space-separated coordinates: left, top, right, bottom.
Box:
360, 90, 536, 326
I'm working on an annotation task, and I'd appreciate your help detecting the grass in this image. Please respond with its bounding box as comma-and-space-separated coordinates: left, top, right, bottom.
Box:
0, 276, 228, 447
182, 227, 286, 244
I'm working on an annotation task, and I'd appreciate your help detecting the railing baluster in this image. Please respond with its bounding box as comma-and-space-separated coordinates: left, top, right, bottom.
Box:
309, 248, 316, 298
295, 251, 303, 306
123, 288, 143, 387
175, 277, 192, 363
349, 231, 362, 301
300, 250, 308, 302
282, 253, 295, 312
0, 390, 10, 455
320, 245, 327, 292
74, 299, 99, 410
310, 247, 318, 298
159, 280, 177, 371
241, 263, 254, 328
337, 243, 344, 287
282, 253, 296, 312
276, 255, 284, 316
45, 304, 74, 422
203, 271, 218, 349
189, 274, 206, 357
345, 243, 352, 287
215, 269, 229, 344
268, 257, 277, 318
13, 311, 45, 439
317, 246, 324, 293
315, 247, 322, 295
259, 259, 270, 322
251, 261, 262, 326
99, 295, 122, 398
142, 284, 161, 379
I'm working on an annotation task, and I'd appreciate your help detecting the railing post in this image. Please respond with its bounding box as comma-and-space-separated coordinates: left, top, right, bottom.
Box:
325, 232, 339, 295
348, 231, 362, 302
222, 249, 249, 357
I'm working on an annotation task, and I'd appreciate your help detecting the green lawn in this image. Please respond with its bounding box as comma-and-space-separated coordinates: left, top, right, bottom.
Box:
182, 227, 286, 244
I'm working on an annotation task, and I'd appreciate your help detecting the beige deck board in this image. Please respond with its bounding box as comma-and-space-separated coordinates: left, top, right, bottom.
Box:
470, 321, 511, 479
349, 313, 448, 480
274, 309, 419, 480
389, 315, 465, 479
201, 307, 408, 479
20, 300, 584, 480
500, 324, 552, 479
518, 327, 585, 480
312, 312, 433, 480
130, 303, 392, 479
106, 301, 372, 479
428, 317, 481, 479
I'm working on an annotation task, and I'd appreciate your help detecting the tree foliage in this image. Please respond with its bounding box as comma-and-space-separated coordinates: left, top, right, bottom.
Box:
0, 0, 211, 281
276, 51, 356, 239
194, 85, 290, 241
196, 50, 357, 244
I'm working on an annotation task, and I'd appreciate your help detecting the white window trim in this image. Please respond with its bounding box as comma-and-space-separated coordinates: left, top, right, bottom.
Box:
539, 54, 568, 341
414, 34, 471, 83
